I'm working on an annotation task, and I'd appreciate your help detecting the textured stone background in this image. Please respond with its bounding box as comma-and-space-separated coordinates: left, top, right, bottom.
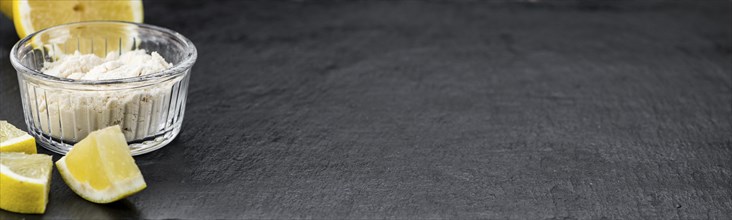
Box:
1, 0, 730, 219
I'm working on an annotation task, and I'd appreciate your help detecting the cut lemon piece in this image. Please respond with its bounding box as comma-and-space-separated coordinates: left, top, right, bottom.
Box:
0, 152, 53, 214
12, 0, 144, 38
56, 125, 146, 204
1, 120, 36, 154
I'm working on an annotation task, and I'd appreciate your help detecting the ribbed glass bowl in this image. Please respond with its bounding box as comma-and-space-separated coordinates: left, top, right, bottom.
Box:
10, 21, 197, 155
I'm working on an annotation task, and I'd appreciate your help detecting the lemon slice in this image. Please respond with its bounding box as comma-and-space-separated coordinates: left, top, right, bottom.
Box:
12, 0, 144, 38
1, 120, 36, 154
0, 152, 53, 214
56, 125, 146, 204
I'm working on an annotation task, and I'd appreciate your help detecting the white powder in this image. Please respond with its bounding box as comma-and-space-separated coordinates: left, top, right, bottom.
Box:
33, 50, 179, 142
42, 50, 172, 80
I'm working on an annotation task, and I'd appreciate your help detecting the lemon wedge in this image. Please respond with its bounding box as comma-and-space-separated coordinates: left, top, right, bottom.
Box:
56, 125, 146, 204
1, 120, 36, 154
12, 0, 144, 38
0, 152, 53, 214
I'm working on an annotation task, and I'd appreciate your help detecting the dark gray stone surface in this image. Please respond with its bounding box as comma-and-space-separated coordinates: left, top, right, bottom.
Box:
1, 0, 731, 219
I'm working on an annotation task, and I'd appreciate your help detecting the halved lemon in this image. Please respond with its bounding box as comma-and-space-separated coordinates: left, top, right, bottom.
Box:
0, 152, 53, 214
1, 120, 36, 154
56, 125, 146, 204
12, 0, 144, 38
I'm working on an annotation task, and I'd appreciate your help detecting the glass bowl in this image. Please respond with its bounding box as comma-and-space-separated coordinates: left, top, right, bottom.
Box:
10, 21, 197, 155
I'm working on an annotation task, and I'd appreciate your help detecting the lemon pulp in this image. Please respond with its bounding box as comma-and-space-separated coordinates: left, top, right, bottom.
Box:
0, 120, 36, 154
0, 152, 53, 214
56, 125, 146, 204
13, 0, 143, 38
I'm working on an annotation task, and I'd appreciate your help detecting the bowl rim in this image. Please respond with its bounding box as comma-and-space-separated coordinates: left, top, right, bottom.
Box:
9, 20, 197, 85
